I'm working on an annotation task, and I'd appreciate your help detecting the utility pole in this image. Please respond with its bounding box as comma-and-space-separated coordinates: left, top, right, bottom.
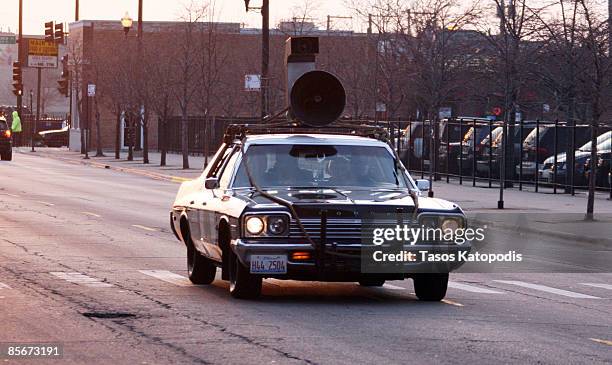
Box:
261, 0, 269, 120
75, 0, 79, 21
17, 0, 23, 120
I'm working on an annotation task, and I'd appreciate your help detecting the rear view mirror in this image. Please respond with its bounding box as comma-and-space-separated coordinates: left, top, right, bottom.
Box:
415, 179, 430, 191
204, 177, 219, 189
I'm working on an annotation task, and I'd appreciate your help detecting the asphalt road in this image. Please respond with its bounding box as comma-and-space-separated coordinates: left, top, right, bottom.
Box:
0, 153, 611, 365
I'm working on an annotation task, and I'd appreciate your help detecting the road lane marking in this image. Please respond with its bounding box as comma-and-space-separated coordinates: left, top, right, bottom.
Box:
448, 282, 504, 294
382, 283, 406, 290
81, 211, 101, 218
36, 201, 55, 206
5, 193, 20, 198
0, 283, 11, 289
581, 283, 612, 291
590, 338, 612, 346
139, 270, 195, 286
493, 280, 600, 299
132, 224, 158, 232
50, 272, 113, 288
441, 299, 464, 307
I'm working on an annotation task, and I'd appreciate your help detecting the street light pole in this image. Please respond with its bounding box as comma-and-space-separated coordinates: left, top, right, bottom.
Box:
261, 0, 269, 120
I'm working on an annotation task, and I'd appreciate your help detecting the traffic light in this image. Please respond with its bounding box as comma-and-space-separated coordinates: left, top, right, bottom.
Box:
45, 21, 55, 42
12, 61, 23, 96
57, 55, 69, 97
54, 23, 64, 44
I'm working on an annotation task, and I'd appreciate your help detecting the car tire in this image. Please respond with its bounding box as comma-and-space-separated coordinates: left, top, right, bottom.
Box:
229, 251, 262, 299
413, 273, 448, 301
0, 151, 11, 161
187, 243, 216, 285
358, 278, 385, 287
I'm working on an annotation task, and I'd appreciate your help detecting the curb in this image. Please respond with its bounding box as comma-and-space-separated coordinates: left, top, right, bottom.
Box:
470, 218, 612, 247
18, 150, 193, 184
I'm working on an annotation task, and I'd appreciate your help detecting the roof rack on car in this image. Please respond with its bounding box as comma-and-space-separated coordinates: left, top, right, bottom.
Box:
223, 121, 391, 144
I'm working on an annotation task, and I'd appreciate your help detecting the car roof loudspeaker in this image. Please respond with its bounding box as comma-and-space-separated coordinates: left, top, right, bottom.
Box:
290, 70, 346, 127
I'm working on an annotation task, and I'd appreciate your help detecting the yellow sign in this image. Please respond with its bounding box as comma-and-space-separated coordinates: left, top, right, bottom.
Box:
28, 39, 58, 56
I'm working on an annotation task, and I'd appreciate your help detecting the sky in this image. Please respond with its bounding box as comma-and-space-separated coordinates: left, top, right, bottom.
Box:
0, 0, 359, 35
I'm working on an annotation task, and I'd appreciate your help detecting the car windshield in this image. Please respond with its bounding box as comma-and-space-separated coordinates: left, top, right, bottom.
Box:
232, 144, 410, 189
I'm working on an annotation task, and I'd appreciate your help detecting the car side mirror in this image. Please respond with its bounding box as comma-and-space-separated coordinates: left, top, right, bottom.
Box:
415, 179, 430, 191
204, 177, 219, 189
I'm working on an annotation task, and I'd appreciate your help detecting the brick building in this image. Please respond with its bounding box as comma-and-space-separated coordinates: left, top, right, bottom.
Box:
66, 20, 381, 153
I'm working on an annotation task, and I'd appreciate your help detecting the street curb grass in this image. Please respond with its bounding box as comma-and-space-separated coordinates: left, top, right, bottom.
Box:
18, 150, 193, 184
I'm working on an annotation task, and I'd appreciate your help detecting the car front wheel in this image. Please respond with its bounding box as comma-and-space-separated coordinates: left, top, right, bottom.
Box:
413, 273, 448, 301
229, 252, 262, 299
187, 244, 216, 285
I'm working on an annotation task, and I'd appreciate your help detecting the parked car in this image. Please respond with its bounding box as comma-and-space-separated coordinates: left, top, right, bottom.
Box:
38, 126, 69, 147
516, 124, 591, 178
0, 117, 12, 161
583, 150, 611, 188
171, 125, 471, 300
538, 131, 611, 186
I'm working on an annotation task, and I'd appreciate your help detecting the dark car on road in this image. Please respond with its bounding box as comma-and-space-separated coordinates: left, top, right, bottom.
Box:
0, 117, 12, 161
38, 126, 69, 147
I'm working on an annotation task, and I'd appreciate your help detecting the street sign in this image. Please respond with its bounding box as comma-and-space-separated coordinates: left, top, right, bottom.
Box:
438, 107, 452, 119
87, 84, 96, 97
245, 74, 261, 91
27, 39, 58, 68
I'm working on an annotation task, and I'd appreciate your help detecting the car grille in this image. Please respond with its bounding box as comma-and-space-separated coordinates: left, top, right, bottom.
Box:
290, 218, 411, 241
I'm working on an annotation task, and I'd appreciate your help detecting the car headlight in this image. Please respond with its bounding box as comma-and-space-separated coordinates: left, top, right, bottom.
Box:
245, 216, 265, 235
441, 218, 461, 232
267, 215, 288, 236
243, 214, 290, 237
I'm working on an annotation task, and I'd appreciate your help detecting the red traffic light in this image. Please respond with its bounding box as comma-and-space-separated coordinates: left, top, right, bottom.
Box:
492, 107, 503, 116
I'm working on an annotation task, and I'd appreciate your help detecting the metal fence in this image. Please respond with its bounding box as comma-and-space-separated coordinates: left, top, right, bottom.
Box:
161, 116, 259, 156
159, 115, 611, 198
394, 118, 612, 198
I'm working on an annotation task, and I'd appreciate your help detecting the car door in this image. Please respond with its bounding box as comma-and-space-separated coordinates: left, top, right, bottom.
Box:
198, 146, 239, 261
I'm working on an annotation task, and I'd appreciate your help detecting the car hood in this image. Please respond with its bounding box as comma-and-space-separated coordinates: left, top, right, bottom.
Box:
236, 188, 460, 213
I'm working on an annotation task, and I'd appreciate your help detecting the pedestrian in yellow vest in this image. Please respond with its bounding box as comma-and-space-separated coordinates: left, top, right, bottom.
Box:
11, 110, 22, 147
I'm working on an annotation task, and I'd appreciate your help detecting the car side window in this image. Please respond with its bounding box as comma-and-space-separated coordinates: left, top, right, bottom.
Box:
218, 150, 240, 189
209, 146, 234, 178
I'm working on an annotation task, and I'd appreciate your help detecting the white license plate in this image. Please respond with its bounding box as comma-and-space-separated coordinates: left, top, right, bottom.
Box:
250, 255, 287, 274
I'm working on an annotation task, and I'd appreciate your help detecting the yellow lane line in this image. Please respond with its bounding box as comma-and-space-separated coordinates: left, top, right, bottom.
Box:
81, 212, 101, 218
441, 299, 464, 307
36, 201, 55, 206
132, 224, 158, 232
590, 338, 612, 346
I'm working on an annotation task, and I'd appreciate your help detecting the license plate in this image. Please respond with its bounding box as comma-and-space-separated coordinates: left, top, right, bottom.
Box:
250, 255, 287, 274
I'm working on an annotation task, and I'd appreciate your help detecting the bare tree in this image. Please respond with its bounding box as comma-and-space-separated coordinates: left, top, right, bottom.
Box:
174, 6, 203, 169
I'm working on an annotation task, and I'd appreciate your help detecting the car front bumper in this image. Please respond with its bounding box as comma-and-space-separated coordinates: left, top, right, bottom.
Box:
231, 239, 471, 280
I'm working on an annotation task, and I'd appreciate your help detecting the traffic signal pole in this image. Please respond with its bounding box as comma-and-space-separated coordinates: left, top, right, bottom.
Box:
32, 67, 41, 152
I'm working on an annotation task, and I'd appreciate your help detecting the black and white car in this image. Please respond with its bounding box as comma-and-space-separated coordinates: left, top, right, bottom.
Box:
170, 126, 470, 300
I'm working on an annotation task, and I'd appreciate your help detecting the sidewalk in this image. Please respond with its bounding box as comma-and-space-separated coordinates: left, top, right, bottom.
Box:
17, 147, 612, 245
